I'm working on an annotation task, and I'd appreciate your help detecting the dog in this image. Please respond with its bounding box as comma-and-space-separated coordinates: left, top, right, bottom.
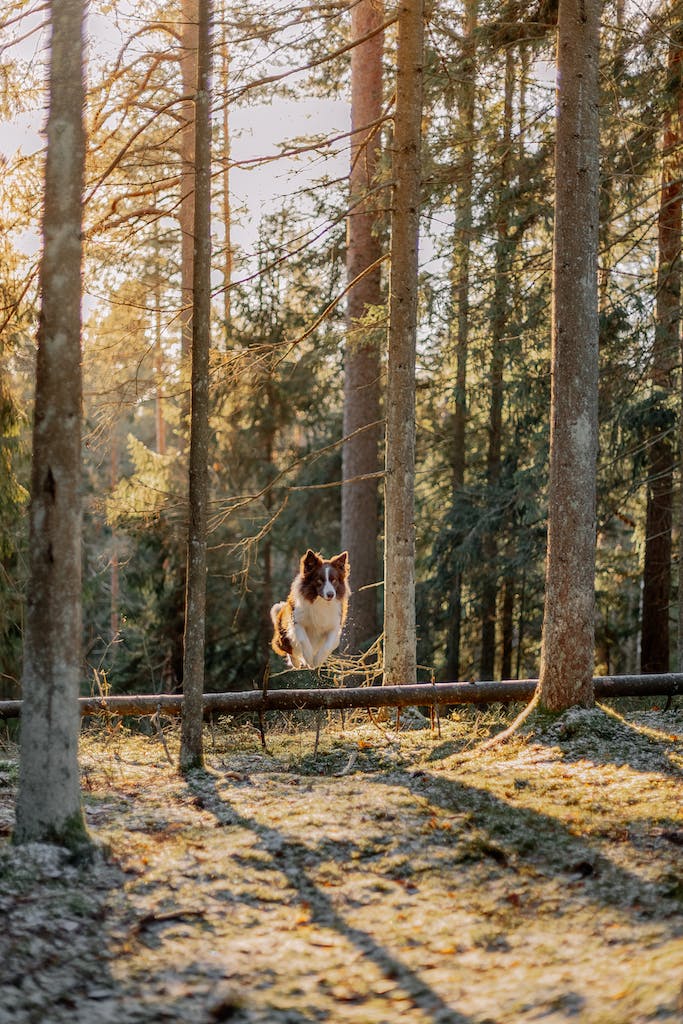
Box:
270, 549, 350, 669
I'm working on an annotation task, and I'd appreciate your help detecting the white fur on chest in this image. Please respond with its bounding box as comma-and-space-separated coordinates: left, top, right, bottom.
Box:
288, 594, 344, 668
294, 596, 342, 637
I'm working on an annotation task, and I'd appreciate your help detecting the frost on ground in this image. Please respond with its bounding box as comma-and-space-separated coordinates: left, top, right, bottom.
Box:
0, 699, 682, 1024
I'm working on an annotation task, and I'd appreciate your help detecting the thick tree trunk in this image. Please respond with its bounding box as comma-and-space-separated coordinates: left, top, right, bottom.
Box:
180, 0, 212, 772
14, 0, 89, 849
383, 0, 424, 686
538, 0, 600, 711
445, 0, 477, 682
341, 0, 384, 653
643, 28, 682, 674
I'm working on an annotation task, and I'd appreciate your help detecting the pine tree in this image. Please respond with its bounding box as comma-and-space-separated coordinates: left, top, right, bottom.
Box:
538, 0, 600, 711
180, 0, 212, 772
642, 15, 682, 674
14, 0, 91, 849
341, 0, 385, 654
383, 0, 424, 686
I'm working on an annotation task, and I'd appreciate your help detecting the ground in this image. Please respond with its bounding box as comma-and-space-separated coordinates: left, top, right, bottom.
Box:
0, 699, 682, 1024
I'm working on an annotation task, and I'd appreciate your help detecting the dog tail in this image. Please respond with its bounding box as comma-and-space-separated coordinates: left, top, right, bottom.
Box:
270, 601, 285, 625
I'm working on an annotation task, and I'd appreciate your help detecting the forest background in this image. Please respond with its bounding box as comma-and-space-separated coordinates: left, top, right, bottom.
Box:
0, 0, 680, 700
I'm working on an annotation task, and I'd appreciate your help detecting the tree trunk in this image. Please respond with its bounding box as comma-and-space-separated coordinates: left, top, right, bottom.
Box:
220, 1, 232, 344
14, 0, 90, 849
179, 0, 198, 364
180, 0, 212, 772
341, 0, 384, 654
154, 272, 167, 455
110, 434, 120, 639
480, 46, 514, 681
3, 674, 680, 723
643, 27, 682, 674
500, 573, 515, 680
383, 0, 424, 686
538, 0, 600, 712
445, 0, 477, 682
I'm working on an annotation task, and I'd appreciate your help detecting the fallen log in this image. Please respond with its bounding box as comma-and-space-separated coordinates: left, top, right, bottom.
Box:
0, 673, 680, 720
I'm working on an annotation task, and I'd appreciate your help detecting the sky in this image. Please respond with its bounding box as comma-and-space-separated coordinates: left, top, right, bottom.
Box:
0, 3, 351, 266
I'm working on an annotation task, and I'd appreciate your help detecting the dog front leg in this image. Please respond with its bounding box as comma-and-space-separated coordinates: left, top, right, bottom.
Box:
309, 629, 340, 669
287, 646, 305, 669
293, 626, 315, 668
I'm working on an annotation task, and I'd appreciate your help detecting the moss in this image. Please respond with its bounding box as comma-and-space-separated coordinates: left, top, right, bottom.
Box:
179, 753, 206, 774
0, 762, 18, 785
12, 807, 95, 861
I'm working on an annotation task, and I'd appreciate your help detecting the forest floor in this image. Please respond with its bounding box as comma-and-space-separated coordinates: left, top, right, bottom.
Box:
0, 698, 682, 1024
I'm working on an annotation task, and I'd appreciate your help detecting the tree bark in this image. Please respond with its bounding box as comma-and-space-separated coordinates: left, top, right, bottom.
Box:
538, 0, 600, 711
180, 0, 212, 772
480, 46, 514, 681
341, 0, 384, 654
445, 0, 477, 682
154, 265, 167, 456
14, 0, 90, 849
383, 0, 424, 686
500, 573, 515, 680
643, 26, 682, 674
2, 674, 680, 722
179, 0, 198, 364
220, 0, 232, 344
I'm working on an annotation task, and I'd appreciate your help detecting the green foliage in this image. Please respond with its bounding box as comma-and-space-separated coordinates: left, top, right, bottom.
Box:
2, 0, 679, 693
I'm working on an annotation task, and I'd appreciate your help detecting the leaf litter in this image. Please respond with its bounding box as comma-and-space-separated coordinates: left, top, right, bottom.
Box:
0, 699, 681, 1024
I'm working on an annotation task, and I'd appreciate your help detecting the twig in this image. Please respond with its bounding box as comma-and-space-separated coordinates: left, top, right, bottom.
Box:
313, 710, 323, 756
336, 751, 358, 776
151, 705, 173, 765
477, 691, 540, 752
431, 677, 442, 738
366, 706, 393, 740
254, 667, 270, 751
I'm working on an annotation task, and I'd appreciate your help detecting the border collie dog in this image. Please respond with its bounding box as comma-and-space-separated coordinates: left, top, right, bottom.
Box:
271, 550, 350, 669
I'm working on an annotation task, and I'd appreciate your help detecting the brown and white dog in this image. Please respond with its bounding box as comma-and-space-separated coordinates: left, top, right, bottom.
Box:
270, 550, 350, 669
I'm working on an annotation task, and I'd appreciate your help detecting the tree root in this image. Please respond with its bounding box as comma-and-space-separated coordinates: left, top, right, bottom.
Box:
477, 690, 541, 751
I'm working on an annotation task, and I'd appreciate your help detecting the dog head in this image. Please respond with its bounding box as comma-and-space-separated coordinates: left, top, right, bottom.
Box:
300, 549, 349, 602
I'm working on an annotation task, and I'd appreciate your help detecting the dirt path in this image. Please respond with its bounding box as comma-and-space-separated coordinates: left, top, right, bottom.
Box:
1, 703, 682, 1023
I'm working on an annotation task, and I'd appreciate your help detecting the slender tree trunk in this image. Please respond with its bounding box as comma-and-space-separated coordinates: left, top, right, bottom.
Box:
500, 574, 515, 680
383, 0, 424, 687
261, 408, 276, 667
598, 0, 625, 309
643, 26, 682, 674
180, 0, 212, 772
538, 0, 600, 712
445, 0, 477, 682
14, 0, 90, 849
341, 0, 384, 653
110, 434, 120, 639
516, 569, 526, 679
480, 47, 514, 681
154, 275, 167, 456
221, 1, 232, 343
179, 0, 198, 364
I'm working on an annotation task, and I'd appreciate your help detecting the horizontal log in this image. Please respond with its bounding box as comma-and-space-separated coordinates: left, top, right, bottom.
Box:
0, 674, 680, 720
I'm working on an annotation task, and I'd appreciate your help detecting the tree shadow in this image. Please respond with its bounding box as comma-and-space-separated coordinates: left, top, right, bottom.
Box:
187, 771, 475, 1024
371, 766, 683, 920
514, 704, 683, 778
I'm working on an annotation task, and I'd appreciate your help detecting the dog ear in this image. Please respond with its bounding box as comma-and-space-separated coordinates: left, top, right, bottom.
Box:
331, 551, 348, 573
302, 549, 321, 572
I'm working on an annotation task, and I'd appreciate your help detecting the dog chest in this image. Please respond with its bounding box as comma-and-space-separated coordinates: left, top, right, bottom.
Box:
294, 596, 342, 635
